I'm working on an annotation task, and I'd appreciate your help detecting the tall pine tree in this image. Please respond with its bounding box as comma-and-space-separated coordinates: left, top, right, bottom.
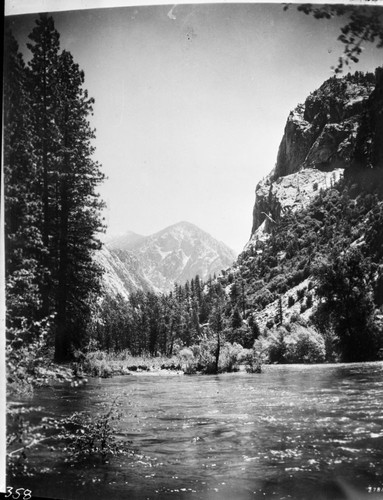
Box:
5, 14, 105, 361
26, 14, 61, 324
53, 49, 105, 360
3, 30, 46, 342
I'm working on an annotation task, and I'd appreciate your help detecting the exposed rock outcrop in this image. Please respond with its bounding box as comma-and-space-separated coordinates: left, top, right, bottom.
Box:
274, 72, 375, 180
249, 70, 380, 245
248, 168, 343, 247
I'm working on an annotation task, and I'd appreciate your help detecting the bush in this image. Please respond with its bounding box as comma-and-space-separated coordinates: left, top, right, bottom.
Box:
256, 289, 274, 308
288, 295, 295, 308
284, 326, 326, 363
321, 328, 338, 362
288, 270, 306, 288
219, 342, 243, 372
177, 347, 197, 374
6, 322, 51, 395
253, 324, 326, 364
268, 330, 287, 363
290, 313, 301, 323
178, 340, 244, 374
306, 293, 313, 309
297, 288, 306, 301
81, 351, 113, 377
60, 401, 132, 461
241, 348, 262, 373
197, 337, 218, 374
226, 325, 256, 349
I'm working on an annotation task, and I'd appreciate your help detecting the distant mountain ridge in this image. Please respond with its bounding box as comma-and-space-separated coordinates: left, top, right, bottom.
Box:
98, 221, 236, 296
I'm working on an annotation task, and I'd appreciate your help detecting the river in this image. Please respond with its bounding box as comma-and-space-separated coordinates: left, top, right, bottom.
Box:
8, 362, 383, 499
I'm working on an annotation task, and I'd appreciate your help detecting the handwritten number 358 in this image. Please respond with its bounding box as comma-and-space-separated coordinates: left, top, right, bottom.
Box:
5, 487, 32, 500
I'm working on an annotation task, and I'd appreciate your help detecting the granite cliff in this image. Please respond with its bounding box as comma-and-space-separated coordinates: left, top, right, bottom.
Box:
249, 69, 382, 246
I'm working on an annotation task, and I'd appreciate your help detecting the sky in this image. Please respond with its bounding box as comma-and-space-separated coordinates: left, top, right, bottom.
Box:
5, 1, 383, 253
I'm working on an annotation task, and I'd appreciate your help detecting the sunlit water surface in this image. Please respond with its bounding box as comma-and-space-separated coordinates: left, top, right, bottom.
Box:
9, 362, 383, 499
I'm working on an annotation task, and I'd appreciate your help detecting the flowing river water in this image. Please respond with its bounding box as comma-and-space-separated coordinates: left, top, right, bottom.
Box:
9, 362, 383, 500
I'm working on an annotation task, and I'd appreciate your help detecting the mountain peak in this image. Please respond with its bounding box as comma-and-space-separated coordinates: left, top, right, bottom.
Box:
101, 221, 236, 295
155, 220, 201, 234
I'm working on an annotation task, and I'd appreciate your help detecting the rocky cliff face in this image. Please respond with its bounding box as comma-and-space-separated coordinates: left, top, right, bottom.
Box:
98, 221, 236, 296
249, 167, 344, 244
249, 70, 380, 244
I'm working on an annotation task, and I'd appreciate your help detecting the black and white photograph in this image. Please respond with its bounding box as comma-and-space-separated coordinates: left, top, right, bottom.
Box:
2, 1, 383, 499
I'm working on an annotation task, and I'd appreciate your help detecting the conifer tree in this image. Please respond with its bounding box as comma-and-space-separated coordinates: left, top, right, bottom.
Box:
21, 14, 106, 361
26, 14, 61, 322
53, 49, 105, 360
3, 30, 46, 341
231, 307, 242, 329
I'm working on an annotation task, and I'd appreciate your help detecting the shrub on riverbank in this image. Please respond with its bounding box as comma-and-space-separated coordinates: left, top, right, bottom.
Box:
177, 347, 198, 374
177, 341, 247, 374
242, 348, 263, 373
77, 342, 263, 377
254, 323, 326, 364
7, 332, 77, 396
77, 349, 182, 377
